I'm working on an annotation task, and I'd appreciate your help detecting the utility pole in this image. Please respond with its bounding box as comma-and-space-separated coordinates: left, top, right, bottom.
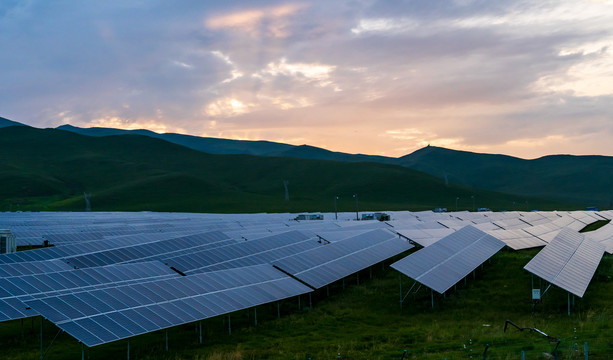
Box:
334, 196, 339, 220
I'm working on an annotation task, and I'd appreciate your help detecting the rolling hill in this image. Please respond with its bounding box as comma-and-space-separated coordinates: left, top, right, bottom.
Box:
398, 146, 613, 207
56, 123, 613, 208
0, 116, 26, 128
0, 126, 572, 213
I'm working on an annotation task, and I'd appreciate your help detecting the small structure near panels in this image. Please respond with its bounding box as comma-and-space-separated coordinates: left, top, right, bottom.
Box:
391, 225, 505, 307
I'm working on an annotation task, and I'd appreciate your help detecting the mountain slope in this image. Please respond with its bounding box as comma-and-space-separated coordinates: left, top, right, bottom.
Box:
399, 146, 613, 207
57, 124, 295, 156
56, 124, 613, 207
0, 116, 26, 128
0, 126, 572, 213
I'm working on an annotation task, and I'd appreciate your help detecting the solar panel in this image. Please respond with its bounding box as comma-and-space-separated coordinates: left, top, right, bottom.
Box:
585, 222, 613, 254
485, 228, 547, 250
0, 261, 179, 322
64, 231, 232, 268
25, 264, 312, 347
273, 229, 413, 289
394, 228, 454, 247
391, 225, 505, 293
0, 259, 73, 277
165, 230, 313, 273
524, 228, 605, 297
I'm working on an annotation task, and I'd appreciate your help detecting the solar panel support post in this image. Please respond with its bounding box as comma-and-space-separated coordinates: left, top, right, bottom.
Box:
81, 343, 84, 360
334, 196, 338, 220
370, 266, 372, 279
568, 292, 571, 316
39, 316, 43, 360
165, 330, 168, 351
298, 295, 301, 310
127, 340, 130, 360
431, 289, 434, 308
254, 307, 258, 326
357, 272, 359, 285
309, 293, 312, 309
199, 322, 202, 344
399, 274, 402, 310
277, 302, 281, 318
228, 315, 231, 335
327, 285, 329, 297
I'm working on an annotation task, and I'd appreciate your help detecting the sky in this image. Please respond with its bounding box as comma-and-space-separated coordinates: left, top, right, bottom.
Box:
1, 0, 612, 159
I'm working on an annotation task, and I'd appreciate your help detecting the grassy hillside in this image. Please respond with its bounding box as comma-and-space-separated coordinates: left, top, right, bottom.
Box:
56, 123, 613, 208
400, 146, 613, 208
0, 126, 573, 213
57, 124, 296, 156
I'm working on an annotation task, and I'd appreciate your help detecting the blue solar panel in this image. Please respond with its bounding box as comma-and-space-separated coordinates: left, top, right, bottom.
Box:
26, 264, 313, 346
273, 229, 414, 289
0, 261, 179, 323
165, 230, 313, 273
391, 225, 506, 293
64, 231, 232, 268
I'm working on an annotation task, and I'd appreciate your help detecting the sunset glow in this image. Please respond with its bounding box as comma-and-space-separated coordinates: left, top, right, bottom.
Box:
1, 1, 612, 159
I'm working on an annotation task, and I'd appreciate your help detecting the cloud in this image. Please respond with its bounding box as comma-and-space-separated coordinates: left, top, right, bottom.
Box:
1, 0, 613, 159
205, 3, 307, 38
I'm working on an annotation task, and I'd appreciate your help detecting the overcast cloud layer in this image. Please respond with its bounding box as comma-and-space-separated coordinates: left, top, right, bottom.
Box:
1, 0, 612, 158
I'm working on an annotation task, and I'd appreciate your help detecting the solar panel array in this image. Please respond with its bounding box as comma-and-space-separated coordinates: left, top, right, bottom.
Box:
0, 261, 178, 322
0, 210, 610, 348
524, 228, 605, 297
391, 225, 506, 293
273, 229, 413, 289
65, 231, 232, 268
25, 265, 312, 347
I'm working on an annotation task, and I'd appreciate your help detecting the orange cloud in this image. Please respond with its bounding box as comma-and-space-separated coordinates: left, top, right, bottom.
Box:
205, 3, 307, 38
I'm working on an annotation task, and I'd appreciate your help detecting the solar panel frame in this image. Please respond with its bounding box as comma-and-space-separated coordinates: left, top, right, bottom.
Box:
391, 225, 506, 294
524, 228, 605, 297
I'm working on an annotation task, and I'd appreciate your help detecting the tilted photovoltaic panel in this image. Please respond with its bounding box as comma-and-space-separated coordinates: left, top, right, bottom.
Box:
524, 228, 605, 297
273, 229, 413, 289
189, 239, 322, 274
485, 228, 546, 250
64, 231, 232, 268
0, 259, 73, 277
25, 264, 312, 346
165, 230, 312, 273
391, 225, 505, 294
0, 261, 179, 322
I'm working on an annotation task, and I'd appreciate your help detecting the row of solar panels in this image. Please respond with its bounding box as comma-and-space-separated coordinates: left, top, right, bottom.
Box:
1, 210, 610, 348
2, 210, 608, 248
392, 224, 606, 300
0, 226, 414, 348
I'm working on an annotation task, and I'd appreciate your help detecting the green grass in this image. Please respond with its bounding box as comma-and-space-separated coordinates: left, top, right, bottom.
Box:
3, 250, 613, 359
580, 220, 611, 233
0, 126, 579, 213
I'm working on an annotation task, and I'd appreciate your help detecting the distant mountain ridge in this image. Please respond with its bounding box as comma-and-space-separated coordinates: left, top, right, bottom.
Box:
1, 116, 611, 207
2, 125, 556, 213
0, 116, 26, 128
54, 123, 613, 207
